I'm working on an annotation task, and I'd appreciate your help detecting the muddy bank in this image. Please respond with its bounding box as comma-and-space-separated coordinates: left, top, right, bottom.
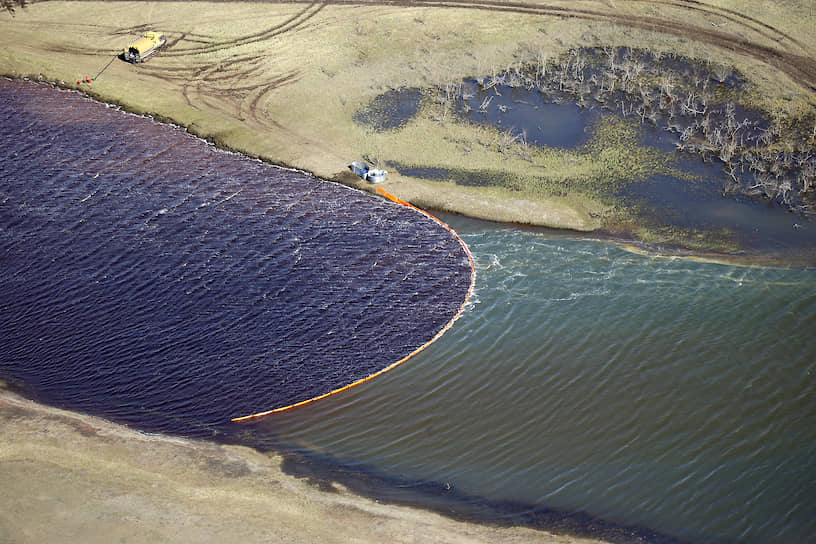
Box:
0, 386, 605, 544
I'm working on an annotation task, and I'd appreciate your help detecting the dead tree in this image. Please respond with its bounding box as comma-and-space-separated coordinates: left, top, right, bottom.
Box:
2, 0, 26, 13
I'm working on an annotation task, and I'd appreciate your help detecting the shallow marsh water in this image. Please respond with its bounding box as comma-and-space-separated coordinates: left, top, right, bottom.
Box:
358, 55, 816, 257
1, 79, 815, 544
455, 80, 816, 257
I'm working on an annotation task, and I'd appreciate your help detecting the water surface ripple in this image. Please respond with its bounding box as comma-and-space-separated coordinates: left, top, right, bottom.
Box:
0, 79, 471, 432
2, 79, 815, 544
269, 223, 816, 544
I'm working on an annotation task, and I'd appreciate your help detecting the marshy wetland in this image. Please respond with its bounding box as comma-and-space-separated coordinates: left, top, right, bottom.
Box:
2, 2, 816, 544
4, 0, 816, 257
357, 45, 816, 257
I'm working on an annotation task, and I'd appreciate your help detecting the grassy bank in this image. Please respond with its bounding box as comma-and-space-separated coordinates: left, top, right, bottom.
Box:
1, 1, 814, 238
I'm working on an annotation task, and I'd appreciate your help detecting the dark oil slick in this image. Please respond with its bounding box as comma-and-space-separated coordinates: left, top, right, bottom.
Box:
3, 78, 816, 544
0, 78, 472, 435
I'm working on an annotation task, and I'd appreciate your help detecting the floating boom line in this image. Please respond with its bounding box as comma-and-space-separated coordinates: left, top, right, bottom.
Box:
231, 187, 476, 422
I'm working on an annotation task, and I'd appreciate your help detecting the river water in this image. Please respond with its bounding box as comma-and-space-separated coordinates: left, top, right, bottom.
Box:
0, 78, 471, 430
1, 79, 815, 544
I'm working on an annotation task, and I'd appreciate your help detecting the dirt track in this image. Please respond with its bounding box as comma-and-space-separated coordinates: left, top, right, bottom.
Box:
145, 0, 816, 86
178, 0, 810, 126
43, 0, 816, 133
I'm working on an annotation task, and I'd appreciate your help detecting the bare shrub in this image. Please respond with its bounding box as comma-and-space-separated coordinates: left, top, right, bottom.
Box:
2, 0, 25, 13
712, 63, 732, 83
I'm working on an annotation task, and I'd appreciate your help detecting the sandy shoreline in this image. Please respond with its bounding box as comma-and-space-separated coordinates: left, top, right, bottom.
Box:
0, 386, 608, 544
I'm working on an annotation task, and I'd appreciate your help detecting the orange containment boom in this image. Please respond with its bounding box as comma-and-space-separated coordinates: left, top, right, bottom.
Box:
231, 187, 476, 422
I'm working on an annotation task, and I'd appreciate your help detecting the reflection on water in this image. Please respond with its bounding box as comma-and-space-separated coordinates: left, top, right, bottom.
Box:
624, 123, 816, 255
457, 79, 601, 149
359, 76, 816, 257
459, 79, 816, 257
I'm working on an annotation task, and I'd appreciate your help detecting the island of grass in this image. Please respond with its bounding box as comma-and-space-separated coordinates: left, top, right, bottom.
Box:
2, 0, 815, 258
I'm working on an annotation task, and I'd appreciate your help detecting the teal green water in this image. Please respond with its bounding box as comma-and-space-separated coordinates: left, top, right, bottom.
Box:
269, 218, 816, 544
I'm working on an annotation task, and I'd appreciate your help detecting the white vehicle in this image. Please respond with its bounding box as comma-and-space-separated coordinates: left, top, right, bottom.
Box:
349, 161, 387, 183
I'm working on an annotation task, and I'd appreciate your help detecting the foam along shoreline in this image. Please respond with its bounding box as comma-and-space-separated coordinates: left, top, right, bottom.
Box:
0, 386, 607, 544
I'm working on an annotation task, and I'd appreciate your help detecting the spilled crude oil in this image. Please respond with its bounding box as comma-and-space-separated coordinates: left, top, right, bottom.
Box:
0, 78, 472, 434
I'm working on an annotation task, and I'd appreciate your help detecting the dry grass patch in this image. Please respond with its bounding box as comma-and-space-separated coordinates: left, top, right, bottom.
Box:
2, 0, 815, 237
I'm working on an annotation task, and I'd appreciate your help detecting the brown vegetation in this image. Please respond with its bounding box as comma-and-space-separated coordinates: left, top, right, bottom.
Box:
2, 0, 815, 240
1, 0, 25, 14
432, 46, 816, 214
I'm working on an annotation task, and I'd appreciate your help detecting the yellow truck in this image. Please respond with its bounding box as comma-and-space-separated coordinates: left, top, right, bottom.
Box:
123, 32, 166, 63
